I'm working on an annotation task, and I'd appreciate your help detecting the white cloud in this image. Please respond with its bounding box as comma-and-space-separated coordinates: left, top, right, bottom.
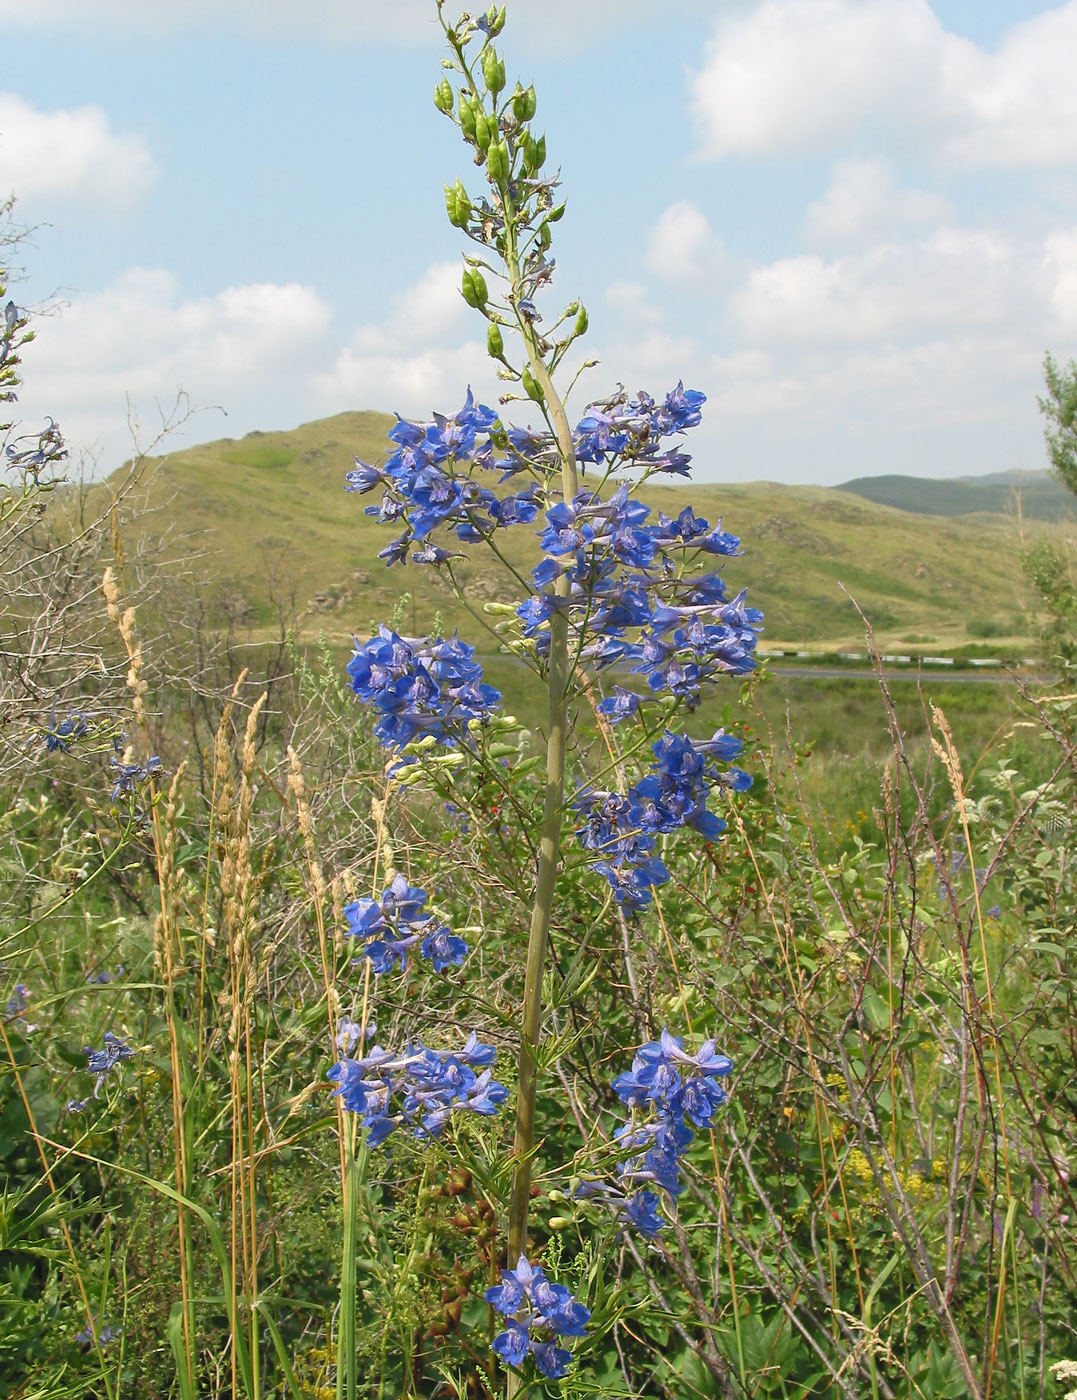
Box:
12, 268, 333, 468
603, 280, 662, 325
804, 157, 952, 248
10, 258, 525, 474
646, 201, 733, 287
0, 93, 155, 211
690, 0, 1077, 169
732, 227, 1025, 345
1042, 229, 1077, 334
315, 259, 496, 416
690, 0, 946, 160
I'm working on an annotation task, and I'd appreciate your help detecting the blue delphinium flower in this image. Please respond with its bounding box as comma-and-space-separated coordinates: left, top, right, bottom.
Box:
573, 728, 748, 913
485, 1255, 590, 1378
343, 872, 468, 976
86, 966, 124, 985
5, 982, 29, 1018
38, 704, 89, 754
328, 1034, 505, 1147
83, 1031, 135, 1096
75, 1315, 119, 1345
347, 627, 501, 751
335, 1016, 374, 1054
109, 751, 162, 803
578, 1029, 732, 1236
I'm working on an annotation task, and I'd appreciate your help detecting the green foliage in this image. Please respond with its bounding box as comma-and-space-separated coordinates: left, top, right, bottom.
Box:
1021, 533, 1076, 665
1039, 351, 1077, 497
838, 469, 1076, 521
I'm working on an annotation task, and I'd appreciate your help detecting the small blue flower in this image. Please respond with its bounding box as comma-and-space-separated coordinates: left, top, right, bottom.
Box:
486, 1255, 589, 1375
83, 1031, 135, 1095
329, 1036, 507, 1146
622, 1189, 664, 1236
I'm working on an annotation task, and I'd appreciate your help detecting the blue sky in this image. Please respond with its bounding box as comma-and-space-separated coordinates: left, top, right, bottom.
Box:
2, 0, 1075, 484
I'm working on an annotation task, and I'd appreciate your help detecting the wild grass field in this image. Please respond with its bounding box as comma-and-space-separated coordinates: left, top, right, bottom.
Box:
5, 397, 1075, 1398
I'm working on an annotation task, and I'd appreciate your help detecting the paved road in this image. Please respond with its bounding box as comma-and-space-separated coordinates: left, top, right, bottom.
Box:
769, 665, 1051, 684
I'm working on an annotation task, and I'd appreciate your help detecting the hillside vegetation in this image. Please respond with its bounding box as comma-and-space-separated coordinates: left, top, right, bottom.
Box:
838, 467, 1076, 520
100, 410, 1067, 654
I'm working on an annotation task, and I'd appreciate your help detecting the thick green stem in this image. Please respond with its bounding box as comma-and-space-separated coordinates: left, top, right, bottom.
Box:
506, 350, 578, 1273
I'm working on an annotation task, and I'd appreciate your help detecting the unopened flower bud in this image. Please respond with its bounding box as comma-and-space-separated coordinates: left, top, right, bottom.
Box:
444, 180, 472, 229
458, 93, 478, 142
522, 133, 546, 173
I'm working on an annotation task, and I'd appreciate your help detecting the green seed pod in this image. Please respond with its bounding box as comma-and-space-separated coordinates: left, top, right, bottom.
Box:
458, 93, 477, 142
548, 1216, 572, 1231
522, 133, 546, 173
574, 305, 588, 336
482, 49, 506, 96
473, 110, 493, 153
433, 78, 453, 114
536, 221, 551, 251
521, 367, 544, 403
487, 321, 505, 358
444, 181, 471, 229
486, 140, 509, 183
461, 268, 489, 308
512, 84, 537, 123
547, 202, 566, 222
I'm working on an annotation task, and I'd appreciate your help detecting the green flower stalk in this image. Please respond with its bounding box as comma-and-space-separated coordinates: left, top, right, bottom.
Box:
434, 1, 583, 1273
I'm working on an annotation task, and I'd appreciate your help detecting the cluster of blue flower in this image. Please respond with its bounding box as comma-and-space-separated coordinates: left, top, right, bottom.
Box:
109, 750, 162, 804
346, 626, 501, 751
76, 1030, 135, 1106
346, 384, 707, 560
327, 1032, 507, 1147
347, 383, 763, 710
5, 981, 29, 1018
575, 730, 752, 912
485, 1254, 590, 1379
583, 1029, 733, 1237
75, 1315, 119, 1347
343, 871, 468, 975
347, 380, 758, 763
39, 706, 88, 754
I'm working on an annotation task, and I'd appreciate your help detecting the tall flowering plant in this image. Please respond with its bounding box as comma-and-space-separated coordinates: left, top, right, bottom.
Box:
329, 2, 761, 1387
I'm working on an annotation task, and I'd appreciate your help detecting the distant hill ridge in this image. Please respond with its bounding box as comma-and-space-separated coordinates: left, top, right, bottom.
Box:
836, 470, 1075, 520
96, 411, 1074, 653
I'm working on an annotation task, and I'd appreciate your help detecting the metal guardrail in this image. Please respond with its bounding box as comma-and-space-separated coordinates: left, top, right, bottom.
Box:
755, 649, 1037, 670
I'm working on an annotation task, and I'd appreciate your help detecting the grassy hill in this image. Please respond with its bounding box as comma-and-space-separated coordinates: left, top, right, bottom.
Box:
97, 411, 1074, 656
837, 469, 1075, 521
